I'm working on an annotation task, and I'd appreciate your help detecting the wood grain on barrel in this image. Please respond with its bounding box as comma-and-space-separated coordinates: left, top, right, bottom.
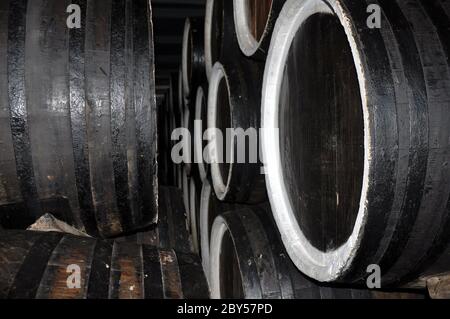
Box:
0, 231, 209, 299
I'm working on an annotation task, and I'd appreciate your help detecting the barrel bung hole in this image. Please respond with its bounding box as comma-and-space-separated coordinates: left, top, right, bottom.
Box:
246, 0, 273, 41
279, 13, 364, 252
219, 230, 244, 298
216, 76, 233, 186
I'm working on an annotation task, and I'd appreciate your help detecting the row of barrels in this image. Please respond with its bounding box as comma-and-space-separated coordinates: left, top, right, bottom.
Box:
0, 0, 209, 299
167, 0, 449, 297
0, 187, 212, 299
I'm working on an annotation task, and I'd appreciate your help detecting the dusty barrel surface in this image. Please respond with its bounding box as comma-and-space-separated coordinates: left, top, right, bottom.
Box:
207, 60, 266, 204
233, 0, 285, 59
262, 0, 450, 284
209, 205, 426, 299
0, 0, 158, 237
182, 17, 206, 100
0, 230, 208, 299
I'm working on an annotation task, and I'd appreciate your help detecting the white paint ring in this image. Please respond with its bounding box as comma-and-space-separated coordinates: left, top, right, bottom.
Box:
194, 86, 208, 182
207, 62, 234, 201
233, 0, 271, 57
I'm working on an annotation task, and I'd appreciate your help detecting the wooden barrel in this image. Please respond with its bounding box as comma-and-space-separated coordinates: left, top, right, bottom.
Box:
0, 0, 158, 238
207, 60, 266, 204
194, 85, 210, 182
261, 0, 450, 284
182, 17, 206, 100
209, 205, 425, 299
232, 0, 285, 59
199, 179, 239, 282
0, 230, 209, 299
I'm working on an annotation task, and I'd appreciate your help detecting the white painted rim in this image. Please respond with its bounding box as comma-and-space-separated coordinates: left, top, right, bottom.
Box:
209, 214, 229, 299
261, 0, 371, 281
182, 18, 192, 98
207, 62, 234, 201
200, 180, 213, 283
183, 106, 192, 174
204, 0, 215, 81
182, 167, 190, 226
233, 0, 271, 57
189, 178, 200, 253
195, 86, 208, 182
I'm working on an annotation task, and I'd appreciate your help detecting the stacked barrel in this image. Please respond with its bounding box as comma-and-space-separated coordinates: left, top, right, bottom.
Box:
170, 0, 450, 299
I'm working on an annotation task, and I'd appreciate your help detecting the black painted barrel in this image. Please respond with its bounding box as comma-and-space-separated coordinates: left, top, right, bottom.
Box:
261, 0, 450, 285
182, 17, 206, 100
232, 0, 285, 59
0, 230, 209, 299
209, 205, 425, 299
207, 59, 266, 204
0, 0, 158, 238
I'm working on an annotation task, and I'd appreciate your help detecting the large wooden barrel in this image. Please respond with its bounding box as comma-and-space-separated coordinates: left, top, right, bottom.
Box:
0, 0, 158, 238
232, 0, 285, 59
182, 17, 206, 100
0, 230, 209, 299
207, 60, 266, 204
209, 205, 425, 299
261, 0, 450, 284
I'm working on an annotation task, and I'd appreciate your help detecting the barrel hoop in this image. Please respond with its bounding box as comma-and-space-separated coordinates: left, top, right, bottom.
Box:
142, 245, 164, 299
7, 0, 42, 219
8, 232, 63, 299
86, 240, 113, 299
